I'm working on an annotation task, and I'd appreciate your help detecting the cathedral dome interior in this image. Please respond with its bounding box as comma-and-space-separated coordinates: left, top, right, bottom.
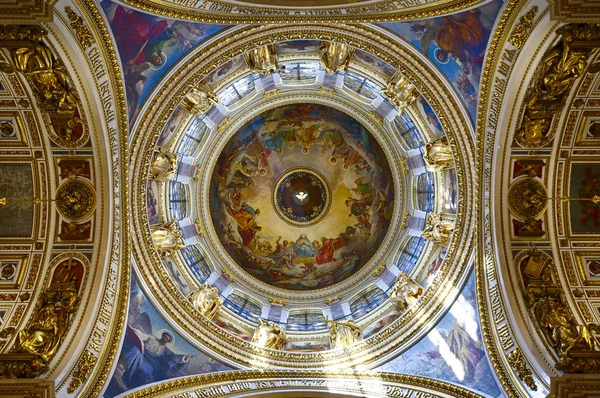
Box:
1, 0, 600, 397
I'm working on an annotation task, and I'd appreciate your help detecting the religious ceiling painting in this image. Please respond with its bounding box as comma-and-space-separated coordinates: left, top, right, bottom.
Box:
380, 0, 504, 122
0, 163, 34, 238
210, 103, 395, 290
351, 49, 396, 81
416, 96, 445, 137
276, 40, 321, 54
362, 309, 401, 339
568, 162, 600, 234
285, 339, 331, 352
378, 271, 502, 397
202, 55, 245, 88
146, 179, 160, 226
100, 0, 228, 121
105, 275, 233, 397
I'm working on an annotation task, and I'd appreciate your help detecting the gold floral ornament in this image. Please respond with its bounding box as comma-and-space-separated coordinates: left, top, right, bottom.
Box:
181, 83, 218, 115
325, 317, 362, 349
151, 220, 185, 257
190, 282, 222, 320
244, 44, 279, 76
64, 6, 94, 49
252, 319, 286, 350
11, 34, 77, 114
507, 178, 548, 219
150, 146, 178, 181
516, 23, 600, 148
55, 180, 96, 220
421, 213, 455, 246
389, 272, 424, 311
383, 73, 418, 110
423, 137, 454, 171
508, 6, 538, 50
67, 349, 97, 393
320, 41, 355, 75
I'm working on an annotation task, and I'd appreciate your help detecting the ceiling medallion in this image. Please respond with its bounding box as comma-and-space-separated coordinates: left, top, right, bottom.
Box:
507, 178, 548, 219
273, 168, 331, 227
55, 180, 95, 220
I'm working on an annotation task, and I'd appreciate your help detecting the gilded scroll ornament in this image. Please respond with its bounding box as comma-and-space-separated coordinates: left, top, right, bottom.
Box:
326, 317, 362, 349
67, 349, 96, 393
423, 137, 454, 171
508, 6, 538, 50
421, 213, 455, 246
389, 272, 424, 310
320, 41, 354, 75
55, 180, 96, 220
150, 147, 178, 181
516, 24, 600, 148
244, 44, 278, 76
252, 319, 286, 350
190, 282, 222, 320
65, 6, 94, 49
151, 220, 185, 257
507, 178, 547, 219
181, 83, 218, 114
506, 348, 537, 390
383, 73, 418, 110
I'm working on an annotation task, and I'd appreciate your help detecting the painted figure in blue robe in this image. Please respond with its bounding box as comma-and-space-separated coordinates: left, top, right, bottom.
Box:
121, 326, 195, 389
294, 234, 316, 257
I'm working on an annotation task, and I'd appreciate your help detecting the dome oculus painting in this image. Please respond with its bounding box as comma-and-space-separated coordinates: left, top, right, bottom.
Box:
210, 103, 395, 290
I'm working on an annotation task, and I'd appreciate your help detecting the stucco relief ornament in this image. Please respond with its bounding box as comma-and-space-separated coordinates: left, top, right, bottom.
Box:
320, 41, 355, 75
516, 23, 600, 148
181, 83, 218, 115
244, 44, 279, 76
12, 37, 77, 114
383, 73, 418, 110
326, 317, 362, 349
4, 284, 79, 377
150, 147, 178, 181
252, 319, 286, 350
421, 213, 454, 246
190, 282, 222, 320
507, 178, 548, 219
151, 220, 185, 257
389, 272, 424, 311
55, 180, 96, 220
422, 137, 454, 171
534, 297, 600, 373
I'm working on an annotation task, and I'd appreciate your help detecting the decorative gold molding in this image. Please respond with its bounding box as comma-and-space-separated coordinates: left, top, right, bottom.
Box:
67, 349, 96, 394
126, 370, 483, 398
550, 0, 600, 22
64, 7, 93, 50
116, 0, 486, 24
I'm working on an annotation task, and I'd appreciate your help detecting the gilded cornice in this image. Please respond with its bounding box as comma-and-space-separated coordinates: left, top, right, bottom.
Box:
550, 0, 600, 22
475, 0, 566, 395
126, 370, 483, 398
0, 0, 56, 24
128, 23, 477, 369
43, 1, 131, 396
116, 0, 486, 24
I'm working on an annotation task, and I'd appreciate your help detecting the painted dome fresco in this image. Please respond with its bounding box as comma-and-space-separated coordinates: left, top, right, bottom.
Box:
210, 103, 394, 290
130, 32, 476, 368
